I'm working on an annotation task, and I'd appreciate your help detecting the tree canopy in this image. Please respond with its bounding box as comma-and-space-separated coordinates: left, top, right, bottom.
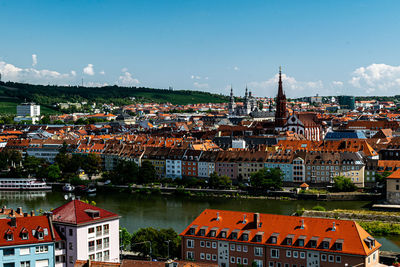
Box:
250, 168, 283, 190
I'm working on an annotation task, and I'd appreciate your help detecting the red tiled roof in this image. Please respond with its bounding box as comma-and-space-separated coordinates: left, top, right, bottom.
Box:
180, 209, 380, 256
0, 216, 54, 246
52, 200, 118, 225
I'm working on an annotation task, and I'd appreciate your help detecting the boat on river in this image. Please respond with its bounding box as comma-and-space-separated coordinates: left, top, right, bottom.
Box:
0, 178, 52, 191
62, 183, 75, 192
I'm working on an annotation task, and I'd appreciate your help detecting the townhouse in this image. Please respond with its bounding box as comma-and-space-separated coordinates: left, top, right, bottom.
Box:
215, 151, 239, 181
237, 151, 268, 182
180, 209, 381, 267
142, 147, 169, 178
197, 151, 218, 178
386, 168, 400, 204
182, 149, 203, 178
52, 200, 120, 266
264, 151, 293, 183
165, 149, 186, 179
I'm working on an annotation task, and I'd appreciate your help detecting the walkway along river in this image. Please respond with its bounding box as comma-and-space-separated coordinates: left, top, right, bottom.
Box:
0, 190, 399, 252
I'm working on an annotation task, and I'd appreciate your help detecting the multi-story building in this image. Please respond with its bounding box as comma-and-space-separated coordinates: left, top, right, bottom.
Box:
215, 151, 239, 180
51, 200, 120, 266
264, 151, 293, 182
0, 215, 58, 267
237, 151, 268, 182
17, 102, 41, 117
180, 209, 381, 267
386, 169, 400, 204
182, 150, 203, 178
198, 151, 218, 178
166, 149, 185, 179
142, 147, 168, 178
339, 152, 365, 188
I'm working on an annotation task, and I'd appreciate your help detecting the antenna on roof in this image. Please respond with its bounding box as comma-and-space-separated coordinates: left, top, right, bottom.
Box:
300, 219, 305, 229
216, 212, 220, 221
332, 221, 336, 231
242, 214, 247, 224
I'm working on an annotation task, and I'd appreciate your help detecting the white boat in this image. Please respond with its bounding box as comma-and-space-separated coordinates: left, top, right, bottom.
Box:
62, 183, 75, 192
0, 178, 52, 191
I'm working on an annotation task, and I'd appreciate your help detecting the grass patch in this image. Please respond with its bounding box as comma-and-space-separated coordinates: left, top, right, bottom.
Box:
358, 221, 400, 236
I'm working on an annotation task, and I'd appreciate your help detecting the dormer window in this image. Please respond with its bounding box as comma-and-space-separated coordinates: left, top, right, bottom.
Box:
210, 228, 218, 237
286, 234, 294, 245
231, 232, 238, 239
21, 232, 28, 240
322, 238, 331, 249
335, 239, 344, 251
254, 232, 263, 242
188, 225, 198, 235
242, 233, 249, 241
6, 233, 13, 241
270, 233, 279, 244
310, 237, 319, 248
38, 232, 44, 240
297, 236, 306, 247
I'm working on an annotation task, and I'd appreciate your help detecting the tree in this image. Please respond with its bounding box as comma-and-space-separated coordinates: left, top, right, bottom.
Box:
82, 153, 102, 179
130, 227, 181, 259
47, 164, 61, 181
139, 160, 156, 184
23, 156, 46, 176
209, 172, 232, 189
120, 227, 132, 250
250, 168, 283, 190
106, 160, 139, 184
332, 176, 357, 192
375, 171, 391, 184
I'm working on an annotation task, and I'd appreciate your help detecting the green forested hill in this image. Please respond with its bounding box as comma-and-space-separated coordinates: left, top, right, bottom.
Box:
0, 81, 228, 114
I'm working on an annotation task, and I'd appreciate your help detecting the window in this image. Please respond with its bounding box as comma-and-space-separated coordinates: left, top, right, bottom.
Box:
21, 261, 30, 267
237, 257, 242, 264
286, 250, 291, 257
104, 237, 109, 248
96, 239, 102, 250
187, 251, 194, 260
336, 256, 341, 263
243, 245, 248, 252
6, 233, 13, 241
255, 247, 263, 256
271, 249, 279, 258
322, 241, 329, 249
96, 226, 102, 236
187, 239, 194, 248
237, 245, 241, 251
89, 254, 95, 260
88, 241, 95, 252
293, 251, 298, 258
321, 254, 327, 261
88, 227, 95, 234
69, 229, 73, 236
200, 241, 205, 247
206, 241, 211, 248
96, 252, 102, 261
300, 252, 305, 259
212, 242, 217, 248
254, 259, 263, 267
200, 253, 205, 260
69, 256, 74, 264
69, 242, 73, 250
21, 232, 29, 240
298, 239, 304, 246
206, 254, 211, 260
231, 256, 236, 263
104, 250, 110, 261
328, 255, 334, 262
212, 254, 217, 261
20, 247, 30, 255
35, 246, 48, 254
4, 264, 15, 267
104, 224, 110, 235
4, 248, 15, 256
243, 233, 249, 241
230, 244, 235, 251
56, 255, 66, 263
243, 258, 248, 265
269, 262, 274, 267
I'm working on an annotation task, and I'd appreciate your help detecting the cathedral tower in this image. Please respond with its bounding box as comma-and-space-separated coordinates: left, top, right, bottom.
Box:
275, 67, 288, 129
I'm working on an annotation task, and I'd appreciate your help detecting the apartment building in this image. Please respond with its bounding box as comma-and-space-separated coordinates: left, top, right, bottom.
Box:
165, 149, 185, 179
198, 151, 218, 178
0, 215, 58, 267
386, 169, 400, 204
180, 209, 381, 267
52, 200, 120, 266
237, 151, 268, 182
264, 152, 293, 182
215, 151, 239, 180
182, 150, 203, 178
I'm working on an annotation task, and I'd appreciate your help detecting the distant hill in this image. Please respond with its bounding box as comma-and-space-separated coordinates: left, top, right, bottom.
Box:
0, 81, 229, 114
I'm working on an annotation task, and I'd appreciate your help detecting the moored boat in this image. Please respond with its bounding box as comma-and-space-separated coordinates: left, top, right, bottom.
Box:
62, 183, 75, 192
0, 178, 52, 191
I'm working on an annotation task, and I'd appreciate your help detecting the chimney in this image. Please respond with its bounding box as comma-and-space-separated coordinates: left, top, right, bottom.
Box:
254, 213, 260, 228
216, 212, 220, 221
10, 217, 17, 227
332, 222, 336, 231
242, 214, 247, 224
23, 213, 28, 217
300, 219, 305, 229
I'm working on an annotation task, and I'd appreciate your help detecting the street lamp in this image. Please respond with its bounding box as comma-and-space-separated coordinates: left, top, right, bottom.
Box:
165, 240, 171, 259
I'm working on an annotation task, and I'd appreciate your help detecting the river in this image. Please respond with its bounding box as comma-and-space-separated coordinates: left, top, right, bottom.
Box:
0, 190, 399, 252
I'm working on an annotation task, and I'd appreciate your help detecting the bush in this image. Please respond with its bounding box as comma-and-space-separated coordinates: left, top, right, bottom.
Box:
332, 176, 357, 192
312, 205, 326, 211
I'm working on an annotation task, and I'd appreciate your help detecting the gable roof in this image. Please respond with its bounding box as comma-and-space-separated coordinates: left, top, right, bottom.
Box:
180, 209, 380, 256
52, 200, 118, 225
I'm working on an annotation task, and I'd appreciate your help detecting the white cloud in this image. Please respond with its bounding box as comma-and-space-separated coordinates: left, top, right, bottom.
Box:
191, 75, 201, 80
117, 69, 140, 86
332, 81, 343, 87
85, 82, 109, 87
205, 77, 209, 80
71, 70, 76, 76
83, 64, 95, 76
233, 66, 240, 71
248, 73, 323, 97
0, 60, 75, 84
349, 63, 400, 94
100, 70, 105, 75
193, 82, 209, 89
32, 54, 37, 67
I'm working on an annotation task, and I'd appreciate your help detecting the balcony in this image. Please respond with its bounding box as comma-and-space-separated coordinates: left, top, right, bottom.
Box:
104, 242, 109, 249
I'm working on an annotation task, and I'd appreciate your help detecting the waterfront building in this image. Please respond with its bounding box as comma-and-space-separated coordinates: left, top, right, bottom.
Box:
264, 151, 293, 182
197, 151, 218, 178
237, 151, 268, 182
0, 215, 58, 267
165, 149, 185, 179
215, 151, 239, 180
182, 149, 203, 178
52, 200, 120, 266
180, 209, 381, 267
386, 168, 400, 204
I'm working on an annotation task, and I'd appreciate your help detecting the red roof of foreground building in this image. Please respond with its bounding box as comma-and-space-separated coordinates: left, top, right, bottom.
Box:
0, 215, 55, 246
52, 200, 119, 225
387, 169, 400, 179
180, 209, 380, 256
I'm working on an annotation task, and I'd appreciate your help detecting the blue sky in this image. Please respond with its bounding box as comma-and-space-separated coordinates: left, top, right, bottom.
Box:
1, 0, 400, 97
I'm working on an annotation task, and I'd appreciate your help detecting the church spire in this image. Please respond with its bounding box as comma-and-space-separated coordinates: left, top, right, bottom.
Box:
278, 66, 283, 97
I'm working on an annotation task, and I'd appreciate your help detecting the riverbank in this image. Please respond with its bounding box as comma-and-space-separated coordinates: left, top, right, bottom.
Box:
301, 209, 400, 236
50, 182, 383, 201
